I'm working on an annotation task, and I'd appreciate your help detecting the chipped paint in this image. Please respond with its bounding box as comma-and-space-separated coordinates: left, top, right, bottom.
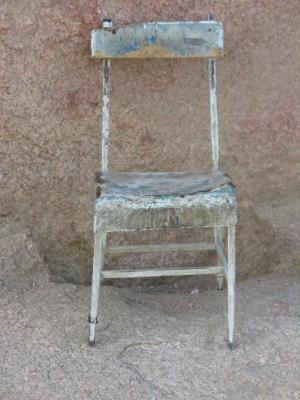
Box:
91, 21, 223, 59
96, 170, 232, 196
94, 185, 236, 233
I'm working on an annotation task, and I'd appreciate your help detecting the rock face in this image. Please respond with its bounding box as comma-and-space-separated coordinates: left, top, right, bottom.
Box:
0, 223, 43, 279
1, 1, 299, 283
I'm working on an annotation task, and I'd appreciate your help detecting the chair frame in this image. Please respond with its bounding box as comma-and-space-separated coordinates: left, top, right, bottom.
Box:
89, 17, 236, 348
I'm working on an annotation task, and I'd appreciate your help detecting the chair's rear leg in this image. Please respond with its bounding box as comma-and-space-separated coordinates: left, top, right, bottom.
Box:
89, 232, 106, 345
216, 273, 225, 290
214, 226, 225, 290
227, 225, 236, 349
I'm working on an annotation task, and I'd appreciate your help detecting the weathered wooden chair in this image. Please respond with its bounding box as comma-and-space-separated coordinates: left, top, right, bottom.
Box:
89, 17, 237, 348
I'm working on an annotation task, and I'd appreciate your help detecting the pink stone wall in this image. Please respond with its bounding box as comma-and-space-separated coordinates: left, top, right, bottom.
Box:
1, 0, 299, 283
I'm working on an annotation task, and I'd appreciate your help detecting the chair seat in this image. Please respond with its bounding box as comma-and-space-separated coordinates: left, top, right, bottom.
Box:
94, 171, 236, 232
96, 170, 231, 196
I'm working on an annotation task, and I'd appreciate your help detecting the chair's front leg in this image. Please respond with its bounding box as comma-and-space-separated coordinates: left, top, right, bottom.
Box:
89, 231, 106, 345
214, 226, 225, 290
227, 225, 236, 349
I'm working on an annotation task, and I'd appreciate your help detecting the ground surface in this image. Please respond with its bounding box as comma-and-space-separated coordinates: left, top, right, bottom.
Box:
0, 271, 299, 399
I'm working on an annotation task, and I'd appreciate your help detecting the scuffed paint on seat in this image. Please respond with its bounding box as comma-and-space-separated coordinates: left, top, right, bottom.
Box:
94, 183, 236, 232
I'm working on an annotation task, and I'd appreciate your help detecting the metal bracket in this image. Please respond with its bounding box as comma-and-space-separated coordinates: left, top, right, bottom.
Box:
88, 315, 98, 324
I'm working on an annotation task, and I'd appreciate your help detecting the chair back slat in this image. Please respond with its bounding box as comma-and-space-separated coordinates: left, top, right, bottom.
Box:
92, 21, 223, 59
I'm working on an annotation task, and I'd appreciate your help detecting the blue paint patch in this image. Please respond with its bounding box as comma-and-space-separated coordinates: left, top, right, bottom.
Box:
149, 35, 157, 44
101, 194, 129, 201
207, 185, 236, 198
123, 43, 137, 52
99, 185, 235, 203
112, 43, 138, 56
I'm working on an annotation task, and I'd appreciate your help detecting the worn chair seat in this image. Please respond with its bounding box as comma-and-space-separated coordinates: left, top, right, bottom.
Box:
97, 170, 231, 196
94, 171, 236, 232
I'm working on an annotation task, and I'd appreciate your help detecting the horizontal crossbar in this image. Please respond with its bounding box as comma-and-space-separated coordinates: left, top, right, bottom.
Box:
102, 266, 225, 279
107, 242, 215, 255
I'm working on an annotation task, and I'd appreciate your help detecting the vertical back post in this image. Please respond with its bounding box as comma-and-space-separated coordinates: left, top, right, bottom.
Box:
208, 13, 219, 171
101, 19, 112, 172
209, 58, 219, 171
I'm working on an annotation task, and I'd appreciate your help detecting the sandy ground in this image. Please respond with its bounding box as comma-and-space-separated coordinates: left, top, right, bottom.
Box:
0, 271, 299, 400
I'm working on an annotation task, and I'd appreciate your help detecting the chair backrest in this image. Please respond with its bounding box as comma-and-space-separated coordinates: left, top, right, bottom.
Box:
91, 17, 223, 172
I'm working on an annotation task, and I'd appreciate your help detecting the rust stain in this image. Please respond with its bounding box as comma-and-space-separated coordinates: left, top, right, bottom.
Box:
94, 45, 176, 58
95, 44, 223, 59
124, 44, 178, 58
211, 47, 223, 58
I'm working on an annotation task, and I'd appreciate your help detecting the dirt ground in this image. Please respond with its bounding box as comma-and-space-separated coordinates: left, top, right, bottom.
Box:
0, 271, 299, 400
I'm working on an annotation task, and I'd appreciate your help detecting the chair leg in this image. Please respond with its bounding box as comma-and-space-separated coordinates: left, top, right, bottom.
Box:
214, 226, 225, 290
227, 225, 236, 349
216, 273, 225, 290
89, 232, 106, 345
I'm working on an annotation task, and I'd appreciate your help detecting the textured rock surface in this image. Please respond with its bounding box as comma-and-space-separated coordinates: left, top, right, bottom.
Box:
0, 271, 300, 399
1, 0, 300, 282
0, 222, 44, 278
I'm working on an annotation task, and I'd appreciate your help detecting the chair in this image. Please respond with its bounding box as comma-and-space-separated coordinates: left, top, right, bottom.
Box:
89, 16, 237, 348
